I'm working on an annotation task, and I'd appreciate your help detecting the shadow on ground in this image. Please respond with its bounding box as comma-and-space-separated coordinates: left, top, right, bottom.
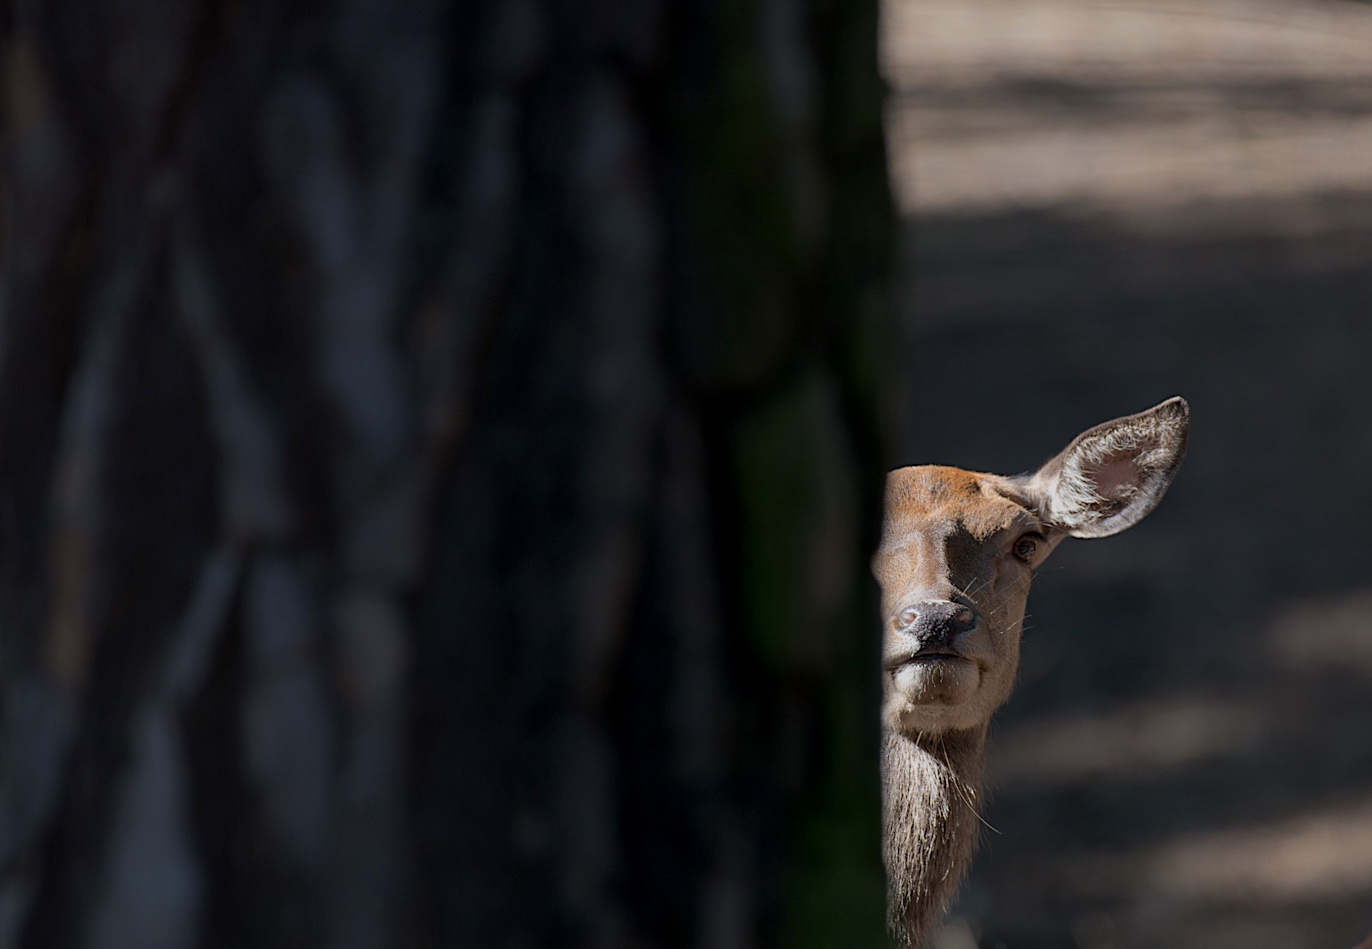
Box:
899, 197, 1372, 949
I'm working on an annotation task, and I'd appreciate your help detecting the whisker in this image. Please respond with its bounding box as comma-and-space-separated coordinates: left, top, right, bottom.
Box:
949, 767, 1000, 835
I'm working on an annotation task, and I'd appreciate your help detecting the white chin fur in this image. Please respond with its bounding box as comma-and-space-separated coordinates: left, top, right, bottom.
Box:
887, 662, 985, 733
891, 660, 979, 703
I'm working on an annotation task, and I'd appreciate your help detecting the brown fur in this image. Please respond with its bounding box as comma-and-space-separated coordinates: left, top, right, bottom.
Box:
882, 727, 986, 948
876, 398, 1188, 947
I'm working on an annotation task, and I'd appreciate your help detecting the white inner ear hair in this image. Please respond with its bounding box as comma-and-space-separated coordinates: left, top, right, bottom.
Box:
1051, 428, 1171, 528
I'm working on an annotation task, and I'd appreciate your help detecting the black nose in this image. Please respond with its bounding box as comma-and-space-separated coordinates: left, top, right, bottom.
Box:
894, 601, 976, 649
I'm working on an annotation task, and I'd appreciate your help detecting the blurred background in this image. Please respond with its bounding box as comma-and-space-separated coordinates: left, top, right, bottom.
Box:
884, 0, 1372, 946
0, 1, 892, 948
4, 0, 1372, 947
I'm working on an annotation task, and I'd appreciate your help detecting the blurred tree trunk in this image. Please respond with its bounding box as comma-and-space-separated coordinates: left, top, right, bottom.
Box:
0, 0, 892, 947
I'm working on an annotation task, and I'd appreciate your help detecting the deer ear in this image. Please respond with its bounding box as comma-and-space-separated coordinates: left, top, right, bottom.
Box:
1023, 397, 1189, 539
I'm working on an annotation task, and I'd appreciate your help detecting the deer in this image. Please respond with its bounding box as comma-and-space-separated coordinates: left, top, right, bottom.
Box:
876, 397, 1190, 948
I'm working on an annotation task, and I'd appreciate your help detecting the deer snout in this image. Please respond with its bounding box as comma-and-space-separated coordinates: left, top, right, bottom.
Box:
893, 601, 977, 653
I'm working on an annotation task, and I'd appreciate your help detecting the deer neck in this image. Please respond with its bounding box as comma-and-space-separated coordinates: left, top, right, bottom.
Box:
882, 725, 988, 949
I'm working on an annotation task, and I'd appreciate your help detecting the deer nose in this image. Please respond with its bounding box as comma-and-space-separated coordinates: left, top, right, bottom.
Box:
894, 601, 976, 649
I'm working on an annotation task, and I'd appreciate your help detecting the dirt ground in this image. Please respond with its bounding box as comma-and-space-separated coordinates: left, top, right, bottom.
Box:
883, 1, 1372, 946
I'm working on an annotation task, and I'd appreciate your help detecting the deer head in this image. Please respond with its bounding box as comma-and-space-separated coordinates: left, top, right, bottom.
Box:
877, 397, 1189, 947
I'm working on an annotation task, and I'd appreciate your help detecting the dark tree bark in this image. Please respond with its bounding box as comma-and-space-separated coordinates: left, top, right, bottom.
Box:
0, 0, 893, 947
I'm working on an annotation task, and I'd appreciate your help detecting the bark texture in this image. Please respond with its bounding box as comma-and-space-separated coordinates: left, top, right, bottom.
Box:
0, 0, 892, 947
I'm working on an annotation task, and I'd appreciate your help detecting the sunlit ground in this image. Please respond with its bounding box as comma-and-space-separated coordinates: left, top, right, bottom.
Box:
886, 0, 1372, 216
883, 0, 1372, 946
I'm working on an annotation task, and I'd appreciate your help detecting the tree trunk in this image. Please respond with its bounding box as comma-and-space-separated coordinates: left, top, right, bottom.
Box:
0, 0, 893, 946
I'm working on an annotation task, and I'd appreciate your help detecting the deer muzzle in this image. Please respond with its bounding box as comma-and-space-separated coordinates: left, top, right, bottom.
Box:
888, 600, 979, 665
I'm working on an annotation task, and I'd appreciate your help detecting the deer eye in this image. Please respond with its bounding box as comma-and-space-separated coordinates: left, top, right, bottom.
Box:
1012, 534, 1041, 563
